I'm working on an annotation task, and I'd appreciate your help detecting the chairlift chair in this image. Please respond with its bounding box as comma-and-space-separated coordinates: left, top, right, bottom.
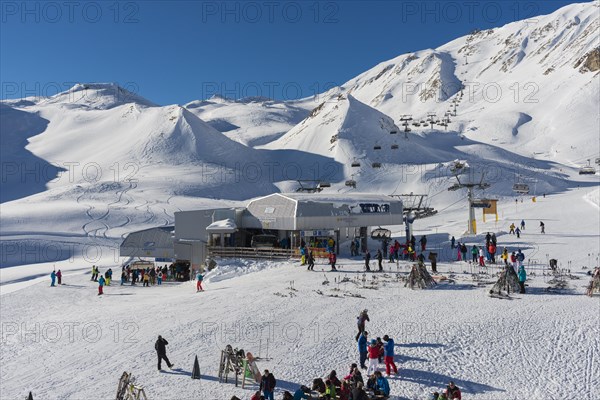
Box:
390, 130, 398, 134
372, 162, 382, 168
579, 166, 596, 175
317, 181, 331, 188
373, 144, 382, 150
345, 179, 357, 188
512, 183, 530, 194
351, 160, 361, 168
391, 144, 399, 150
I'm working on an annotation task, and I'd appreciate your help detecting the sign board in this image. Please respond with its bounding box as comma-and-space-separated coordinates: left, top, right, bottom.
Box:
301, 230, 335, 237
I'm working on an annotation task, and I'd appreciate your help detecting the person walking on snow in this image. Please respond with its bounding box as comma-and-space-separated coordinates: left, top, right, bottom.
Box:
382, 335, 398, 376
307, 251, 315, 271
419, 235, 427, 252
515, 227, 521, 238
540, 221, 545, 234
260, 369, 276, 400
364, 250, 371, 272
376, 249, 383, 271
329, 252, 337, 271
450, 236, 456, 249
355, 309, 370, 341
520, 220, 525, 230
155, 335, 174, 371
518, 265, 527, 294
50, 270, 56, 287
509, 223, 516, 235
196, 272, 204, 292
357, 331, 369, 369
98, 275, 105, 295
56, 269, 62, 285
471, 245, 478, 263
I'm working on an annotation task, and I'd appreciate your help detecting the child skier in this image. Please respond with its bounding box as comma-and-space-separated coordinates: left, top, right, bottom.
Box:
329, 252, 337, 271
196, 272, 204, 292
98, 275, 105, 295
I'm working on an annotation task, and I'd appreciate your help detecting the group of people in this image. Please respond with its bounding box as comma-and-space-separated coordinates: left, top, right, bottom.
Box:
430, 381, 462, 399
509, 220, 545, 238
300, 238, 337, 272
49, 269, 62, 286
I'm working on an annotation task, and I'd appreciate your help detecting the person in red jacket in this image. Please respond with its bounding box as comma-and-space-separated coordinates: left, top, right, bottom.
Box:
329, 252, 337, 271
366, 339, 380, 375
488, 243, 497, 264
447, 381, 462, 399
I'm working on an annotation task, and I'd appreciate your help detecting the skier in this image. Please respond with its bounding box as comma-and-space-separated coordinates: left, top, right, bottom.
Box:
515, 227, 521, 238
307, 251, 315, 271
510, 252, 518, 272
460, 243, 468, 262
90, 265, 96, 281
364, 250, 371, 272
50, 270, 56, 287
478, 247, 485, 267
300, 246, 306, 266
388, 244, 395, 263
501, 248, 509, 266
488, 243, 497, 264
376, 249, 383, 271
419, 235, 427, 251
520, 220, 525, 230
260, 369, 276, 400
428, 252, 438, 273
471, 245, 478, 263
450, 236, 456, 249
366, 339, 380, 375
382, 335, 398, 376
329, 252, 337, 271
518, 265, 527, 294
509, 223, 516, 235
56, 269, 62, 285
121, 270, 127, 285
196, 272, 204, 292
517, 249, 525, 268
456, 242, 462, 261
350, 241, 356, 257
540, 221, 545, 234
155, 335, 174, 371
98, 275, 105, 295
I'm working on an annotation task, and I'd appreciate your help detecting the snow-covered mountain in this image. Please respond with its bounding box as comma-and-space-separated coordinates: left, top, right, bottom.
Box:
322, 1, 599, 165
184, 95, 311, 147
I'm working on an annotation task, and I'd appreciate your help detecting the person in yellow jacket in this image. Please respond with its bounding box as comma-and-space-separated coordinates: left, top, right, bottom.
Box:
501, 248, 509, 266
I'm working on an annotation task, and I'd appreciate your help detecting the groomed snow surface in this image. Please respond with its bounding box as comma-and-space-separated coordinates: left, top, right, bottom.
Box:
1, 188, 598, 400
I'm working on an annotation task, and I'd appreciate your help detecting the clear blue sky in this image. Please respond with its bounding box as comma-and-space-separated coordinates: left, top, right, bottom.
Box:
0, 1, 584, 105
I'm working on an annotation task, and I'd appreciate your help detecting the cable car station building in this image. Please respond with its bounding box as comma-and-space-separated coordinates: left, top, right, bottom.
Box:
122, 193, 403, 271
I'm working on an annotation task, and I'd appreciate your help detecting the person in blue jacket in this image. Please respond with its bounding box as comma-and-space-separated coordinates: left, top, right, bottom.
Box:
293, 385, 310, 400
373, 371, 390, 396
358, 331, 369, 369
518, 265, 527, 294
382, 335, 398, 376
50, 270, 56, 287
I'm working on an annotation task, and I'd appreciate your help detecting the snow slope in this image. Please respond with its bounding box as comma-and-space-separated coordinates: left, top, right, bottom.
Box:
185, 96, 311, 147
1, 187, 598, 399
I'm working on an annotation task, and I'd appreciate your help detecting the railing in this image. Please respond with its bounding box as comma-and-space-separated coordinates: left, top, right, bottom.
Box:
208, 246, 297, 260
